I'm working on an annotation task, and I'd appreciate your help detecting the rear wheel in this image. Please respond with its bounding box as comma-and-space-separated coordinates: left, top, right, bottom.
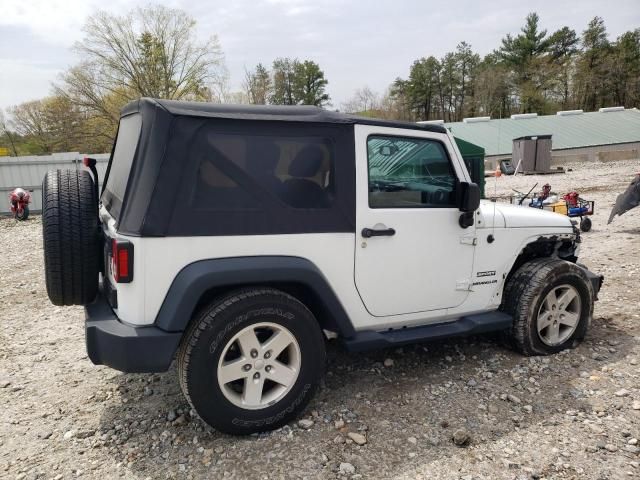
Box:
178, 288, 325, 434
580, 217, 592, 232
501, 258, 594, 356
42, 169, 99, 306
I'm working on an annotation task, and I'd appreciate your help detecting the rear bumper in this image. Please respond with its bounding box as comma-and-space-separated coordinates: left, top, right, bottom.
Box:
85, 292, 182, 373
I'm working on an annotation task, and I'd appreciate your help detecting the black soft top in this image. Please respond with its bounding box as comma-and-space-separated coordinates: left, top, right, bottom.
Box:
121, 98, 447, 133
106, 98, 447, 237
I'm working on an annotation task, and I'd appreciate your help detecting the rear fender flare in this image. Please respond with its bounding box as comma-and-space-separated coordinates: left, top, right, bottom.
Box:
154, 256, 355, 338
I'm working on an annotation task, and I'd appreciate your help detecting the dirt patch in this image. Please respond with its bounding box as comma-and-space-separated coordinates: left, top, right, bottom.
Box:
1, 160, 639, 479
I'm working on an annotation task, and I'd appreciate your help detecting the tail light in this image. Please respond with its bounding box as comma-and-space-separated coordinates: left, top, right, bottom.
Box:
111, 238, 134, 283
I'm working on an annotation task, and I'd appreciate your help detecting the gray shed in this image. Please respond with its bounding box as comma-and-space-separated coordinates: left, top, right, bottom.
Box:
512, 135, 552, 173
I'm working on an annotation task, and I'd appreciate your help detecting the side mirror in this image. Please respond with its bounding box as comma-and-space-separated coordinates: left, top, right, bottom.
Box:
458, 182, 481, 212
457, 182, 480, 228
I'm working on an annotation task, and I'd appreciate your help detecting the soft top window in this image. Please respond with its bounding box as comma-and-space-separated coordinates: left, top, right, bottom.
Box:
160, 118, 355, 237
193, 132, 334, 211
103, 114, 142, 217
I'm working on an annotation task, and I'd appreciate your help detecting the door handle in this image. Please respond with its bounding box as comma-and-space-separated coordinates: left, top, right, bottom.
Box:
362, 227, 396, 238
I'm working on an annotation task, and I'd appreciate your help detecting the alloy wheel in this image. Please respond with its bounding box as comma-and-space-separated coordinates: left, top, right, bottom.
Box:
536, 285, 582, 346
217, 322, 301, 410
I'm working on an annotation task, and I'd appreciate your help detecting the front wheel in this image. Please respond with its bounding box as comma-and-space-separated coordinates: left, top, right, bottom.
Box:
501, 258, 594, 356
177, 288, 326, 434
580, 217, 592, 232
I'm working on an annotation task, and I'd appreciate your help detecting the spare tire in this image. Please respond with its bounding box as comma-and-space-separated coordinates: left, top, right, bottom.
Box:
42, 169, 100, 306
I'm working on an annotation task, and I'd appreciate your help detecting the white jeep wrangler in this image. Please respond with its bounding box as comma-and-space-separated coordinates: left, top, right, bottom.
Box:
42, 98, 602, 434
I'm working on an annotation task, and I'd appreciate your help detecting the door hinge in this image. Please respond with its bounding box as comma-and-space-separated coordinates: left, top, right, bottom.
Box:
460, 236, 477, 246
456, 280, 472, 291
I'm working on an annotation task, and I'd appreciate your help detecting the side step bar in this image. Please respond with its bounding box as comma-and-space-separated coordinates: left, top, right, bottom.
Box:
343, 311, 512, 352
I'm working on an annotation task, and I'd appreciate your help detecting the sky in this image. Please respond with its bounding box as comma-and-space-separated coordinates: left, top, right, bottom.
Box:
1, 0, 639, 111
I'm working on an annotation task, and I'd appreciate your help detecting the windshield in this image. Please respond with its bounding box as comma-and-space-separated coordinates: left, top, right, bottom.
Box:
103, 114, 142, 217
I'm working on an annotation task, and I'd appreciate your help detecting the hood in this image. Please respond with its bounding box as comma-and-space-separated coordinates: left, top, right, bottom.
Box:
477, 201, 573, 229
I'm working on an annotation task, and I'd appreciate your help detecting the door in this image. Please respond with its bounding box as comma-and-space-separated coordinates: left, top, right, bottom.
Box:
354, 125, 476, 318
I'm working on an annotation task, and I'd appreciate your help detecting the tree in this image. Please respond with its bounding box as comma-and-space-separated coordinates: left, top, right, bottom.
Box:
269, 58, 330, 106
7, 9, 638, 157
244, 63, 272, 104
453, 42, 480, 120
575, 16, 611, 110
385, 80, 414, 120
58, 5, 226, 133
390, 42, 479, 122
609, 30, 640, 106
10, 101, 45, 151
547, 26, 580, 107
499, 12, 552, 112
473, 53, 514, 117
0, 110, 19, 156
292, 60, 330, 106
10, 97, 76, 153
438, 52, 457, 121
270, 58, 298, 105
406, 56, 441, 120
7, 96, 115, 155
582, 16, 609, 59
500, 13, 550, 71
201, 70, 248, 105
342, 86, 379, 114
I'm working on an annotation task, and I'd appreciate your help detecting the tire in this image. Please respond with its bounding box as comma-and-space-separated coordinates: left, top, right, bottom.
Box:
16, 206, 29, 221
501, 258, 594, 356
177, 288, 325, 435
580, 217, 592, 232
42, 169, 99, 306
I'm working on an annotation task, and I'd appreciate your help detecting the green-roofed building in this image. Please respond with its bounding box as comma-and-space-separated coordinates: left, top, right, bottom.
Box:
444, 107, 640, 169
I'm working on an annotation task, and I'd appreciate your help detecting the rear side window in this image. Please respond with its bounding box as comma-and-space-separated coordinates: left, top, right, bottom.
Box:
193, 132, 334, 210
104, 114, 142, 212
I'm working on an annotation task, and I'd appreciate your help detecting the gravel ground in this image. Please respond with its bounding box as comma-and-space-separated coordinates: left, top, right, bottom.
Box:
1, 160, 639, 480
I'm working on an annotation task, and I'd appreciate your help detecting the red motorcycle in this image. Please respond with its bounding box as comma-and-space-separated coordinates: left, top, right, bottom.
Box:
9, 187, 31, 220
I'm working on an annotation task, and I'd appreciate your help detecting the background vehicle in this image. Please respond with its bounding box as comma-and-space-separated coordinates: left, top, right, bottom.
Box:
9, 187, 31, 220
609, 173, 640, 224
41, 99, 602, 434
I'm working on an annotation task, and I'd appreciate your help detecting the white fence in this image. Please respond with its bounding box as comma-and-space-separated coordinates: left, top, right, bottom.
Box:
0, 152, 109, 215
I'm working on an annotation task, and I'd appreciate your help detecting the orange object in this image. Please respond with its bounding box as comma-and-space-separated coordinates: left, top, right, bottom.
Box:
494, 167, 502, 177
